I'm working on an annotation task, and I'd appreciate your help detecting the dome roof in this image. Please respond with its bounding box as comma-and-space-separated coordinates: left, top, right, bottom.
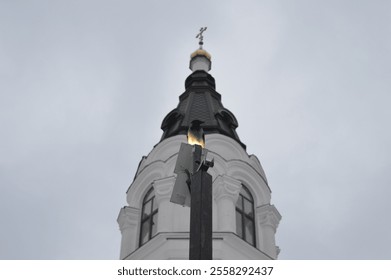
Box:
160, 70, 246, 149
190, 48, 211, 60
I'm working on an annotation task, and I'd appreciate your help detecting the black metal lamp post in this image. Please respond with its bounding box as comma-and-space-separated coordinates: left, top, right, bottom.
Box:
189, 144, 212, 259
170, 120, 214, 260
188, 121, 213, 260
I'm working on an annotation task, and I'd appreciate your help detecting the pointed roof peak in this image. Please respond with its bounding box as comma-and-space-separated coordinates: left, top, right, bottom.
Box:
160, 29, 245, 149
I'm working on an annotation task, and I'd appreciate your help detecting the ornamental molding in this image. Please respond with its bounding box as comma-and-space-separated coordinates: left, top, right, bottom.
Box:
126, 163, 165, 207
129, 134, 272, 207
154, 176, 176, 204
117, 206, 140, 232
213, 175, 241, 202
206, 136, 247, 162
138, 134, 266, 177
124, 232, 272, 260
138, 135, 187, 171
256, 204, 281, 230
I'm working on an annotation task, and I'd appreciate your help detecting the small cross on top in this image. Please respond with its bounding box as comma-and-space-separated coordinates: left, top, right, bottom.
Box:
196, 27, 207, 48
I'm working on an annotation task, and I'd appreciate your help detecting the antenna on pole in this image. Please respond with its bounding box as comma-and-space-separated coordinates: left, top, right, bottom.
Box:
196, 27, 207, 49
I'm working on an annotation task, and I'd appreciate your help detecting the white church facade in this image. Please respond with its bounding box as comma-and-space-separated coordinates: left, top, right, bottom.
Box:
117, 36, 281, 260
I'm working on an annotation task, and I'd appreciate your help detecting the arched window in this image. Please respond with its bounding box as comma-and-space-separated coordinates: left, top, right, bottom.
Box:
139, 187, 158, 246
235, 184, 256, 246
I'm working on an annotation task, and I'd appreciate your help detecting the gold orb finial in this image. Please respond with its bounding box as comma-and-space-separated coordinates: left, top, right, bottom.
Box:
190, 49, 211, 60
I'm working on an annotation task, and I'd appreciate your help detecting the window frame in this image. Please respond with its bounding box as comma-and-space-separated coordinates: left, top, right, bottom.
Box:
235, 184, 256, 246
139, 187, 158, 246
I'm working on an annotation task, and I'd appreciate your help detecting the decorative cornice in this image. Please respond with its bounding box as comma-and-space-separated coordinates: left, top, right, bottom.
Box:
153, 176, 176, 205
213, 175, 242, 202
256, 204, 281, 231
117, 206, 140, 232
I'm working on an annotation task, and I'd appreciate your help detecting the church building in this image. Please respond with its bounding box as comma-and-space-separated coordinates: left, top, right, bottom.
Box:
117, 30, 281, 260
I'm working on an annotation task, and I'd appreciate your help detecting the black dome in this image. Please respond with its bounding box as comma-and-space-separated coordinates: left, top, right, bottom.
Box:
160, 70, 246, 149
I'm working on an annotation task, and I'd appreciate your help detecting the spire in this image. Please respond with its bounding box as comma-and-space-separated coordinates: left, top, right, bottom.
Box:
190, 27, 212, 72
160, 28, 245, 149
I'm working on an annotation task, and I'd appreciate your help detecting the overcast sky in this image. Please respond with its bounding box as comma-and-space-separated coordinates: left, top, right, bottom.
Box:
1, 0, 390, 259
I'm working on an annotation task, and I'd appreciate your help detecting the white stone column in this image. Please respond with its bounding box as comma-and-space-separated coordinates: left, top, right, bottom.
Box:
154, 176, 176, 233
117, 206, 140, 259
213, 175, 242, 232
256, 204, 281, 259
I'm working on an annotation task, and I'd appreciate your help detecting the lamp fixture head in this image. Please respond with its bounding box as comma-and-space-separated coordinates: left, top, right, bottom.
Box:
187, 120, 205, 148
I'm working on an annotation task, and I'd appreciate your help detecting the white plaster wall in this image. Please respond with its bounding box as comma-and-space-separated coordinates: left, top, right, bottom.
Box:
118, 134, 281, 259
190, 56, 211, 72
124, 232, 272, 260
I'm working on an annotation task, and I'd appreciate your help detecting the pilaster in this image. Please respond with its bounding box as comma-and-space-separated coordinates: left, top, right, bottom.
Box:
154, 176, 176, 233
256, 204, 281, 259
117, 206, 140, 259
213, 175, 242, 232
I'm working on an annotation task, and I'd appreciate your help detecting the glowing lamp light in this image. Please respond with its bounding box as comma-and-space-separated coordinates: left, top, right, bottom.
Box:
187, 131, 205, 148
187, 120, 205, 148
